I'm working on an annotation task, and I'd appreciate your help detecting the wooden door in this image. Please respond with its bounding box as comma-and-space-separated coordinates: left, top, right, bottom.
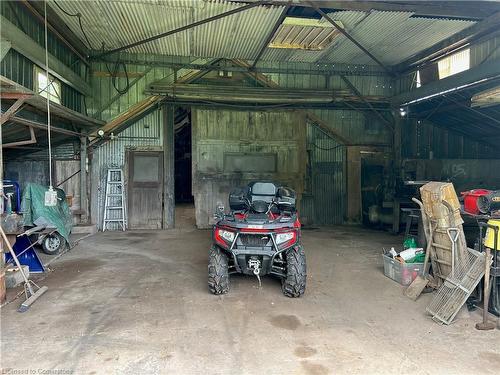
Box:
127, 151, 163, 229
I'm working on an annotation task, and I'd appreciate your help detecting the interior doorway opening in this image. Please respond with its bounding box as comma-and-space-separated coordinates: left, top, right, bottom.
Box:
174, 107, 195, 228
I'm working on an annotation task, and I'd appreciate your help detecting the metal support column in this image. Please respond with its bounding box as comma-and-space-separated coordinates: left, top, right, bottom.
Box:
80, 137, 88, 223
392, 109, 402, 178
162, 104, 175, 229
392, 109, 402, 234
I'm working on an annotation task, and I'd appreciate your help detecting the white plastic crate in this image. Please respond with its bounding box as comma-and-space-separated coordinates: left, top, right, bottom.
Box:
382, 254, 424, 286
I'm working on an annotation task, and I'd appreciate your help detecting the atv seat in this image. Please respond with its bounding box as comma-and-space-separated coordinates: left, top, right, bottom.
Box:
248, 181, 277, 203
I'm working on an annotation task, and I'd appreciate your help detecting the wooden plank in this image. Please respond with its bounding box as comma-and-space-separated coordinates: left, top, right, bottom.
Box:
80, 138, 88, 223
2, 126, 36, 148
0, 95, 30, 125
162, 105, 175, 229
90, 95, 161, 138
0, 39, 11, 61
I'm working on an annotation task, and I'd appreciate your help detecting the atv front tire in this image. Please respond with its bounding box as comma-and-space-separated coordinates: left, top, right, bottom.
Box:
208, 246, 230, 295
282, 245, 306, 297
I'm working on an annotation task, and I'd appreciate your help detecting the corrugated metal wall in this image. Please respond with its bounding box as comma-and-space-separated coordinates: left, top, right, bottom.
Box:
470, 34, 500, 68
310, 109, 391, 146
401, 120, 497, 159
4, 143, 81, 200
0, 2, 84, 113
4, 160, 49, 189
409, 159, 500, 193
88, 63, 174, 121
87, 57, 213, 121
192, 108, 306, 228
397, 34, 500, 161
305, 124, 346, 225
267, 70, 392, 97
0, 1, 82, 74
90, 108, 163, 229
0, 49, 34, 89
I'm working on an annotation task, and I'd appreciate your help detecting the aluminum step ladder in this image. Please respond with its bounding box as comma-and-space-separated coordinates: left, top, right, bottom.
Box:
103, 169, 127, 231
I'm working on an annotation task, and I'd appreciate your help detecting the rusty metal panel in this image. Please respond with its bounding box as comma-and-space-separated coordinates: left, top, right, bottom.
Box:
307, 123, 346, 225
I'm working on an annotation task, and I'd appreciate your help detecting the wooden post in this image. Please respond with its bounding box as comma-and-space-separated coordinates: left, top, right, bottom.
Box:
162, 104, 175, 229
80, 137, 88, 224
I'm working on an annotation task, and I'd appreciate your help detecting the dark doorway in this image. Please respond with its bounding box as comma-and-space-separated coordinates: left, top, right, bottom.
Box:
127, 150, 164, 229
174, 107, 193, 203
174, 107, 195, 228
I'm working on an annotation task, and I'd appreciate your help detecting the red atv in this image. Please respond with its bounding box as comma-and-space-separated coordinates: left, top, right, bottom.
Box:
208, 182, 306, 297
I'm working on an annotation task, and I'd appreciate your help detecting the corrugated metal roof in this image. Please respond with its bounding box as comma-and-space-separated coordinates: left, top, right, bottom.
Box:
318, 11, 475, 65
49, 1, 476, 66
49, 0, 284, 59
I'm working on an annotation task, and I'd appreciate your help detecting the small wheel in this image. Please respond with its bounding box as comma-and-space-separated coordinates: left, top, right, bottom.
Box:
282, 245, 307, 298
208, 245, 230, 295
42, 232, 66, 255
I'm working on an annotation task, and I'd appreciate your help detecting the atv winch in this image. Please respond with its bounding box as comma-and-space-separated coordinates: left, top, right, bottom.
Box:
208, 181, 307, 297
248, 257, 262, 287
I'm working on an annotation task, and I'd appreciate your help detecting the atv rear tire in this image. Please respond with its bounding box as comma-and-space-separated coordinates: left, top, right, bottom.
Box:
208, 246, 230, 295
282, 245, 306, 297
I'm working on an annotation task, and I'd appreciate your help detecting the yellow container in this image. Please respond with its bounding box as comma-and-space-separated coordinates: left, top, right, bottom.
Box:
484, 219, 500, 250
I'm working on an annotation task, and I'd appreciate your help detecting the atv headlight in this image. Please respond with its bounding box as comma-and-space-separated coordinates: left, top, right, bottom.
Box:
275, 232, 295, 244
218, 229, 235, 243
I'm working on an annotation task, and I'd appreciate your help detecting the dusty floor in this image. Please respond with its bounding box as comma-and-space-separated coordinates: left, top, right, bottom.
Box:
1, 226, 499, 375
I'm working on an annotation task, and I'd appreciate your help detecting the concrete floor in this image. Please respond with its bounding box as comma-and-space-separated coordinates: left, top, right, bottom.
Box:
1, 226, 499, 375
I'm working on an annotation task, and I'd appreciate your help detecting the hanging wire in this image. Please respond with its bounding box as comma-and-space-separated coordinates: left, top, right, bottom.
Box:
104, 53, 131, 95
52, 0, 95, 50
54, 0, 130, 95
44, 0, 53, 189
311, 143, 343, 151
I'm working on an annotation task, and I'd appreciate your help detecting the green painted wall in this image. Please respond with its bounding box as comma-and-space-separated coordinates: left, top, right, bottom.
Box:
0, 1, 84, 113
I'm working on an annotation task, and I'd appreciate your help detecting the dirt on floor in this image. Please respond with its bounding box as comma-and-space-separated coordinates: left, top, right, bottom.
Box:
1, 226, 499, 375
